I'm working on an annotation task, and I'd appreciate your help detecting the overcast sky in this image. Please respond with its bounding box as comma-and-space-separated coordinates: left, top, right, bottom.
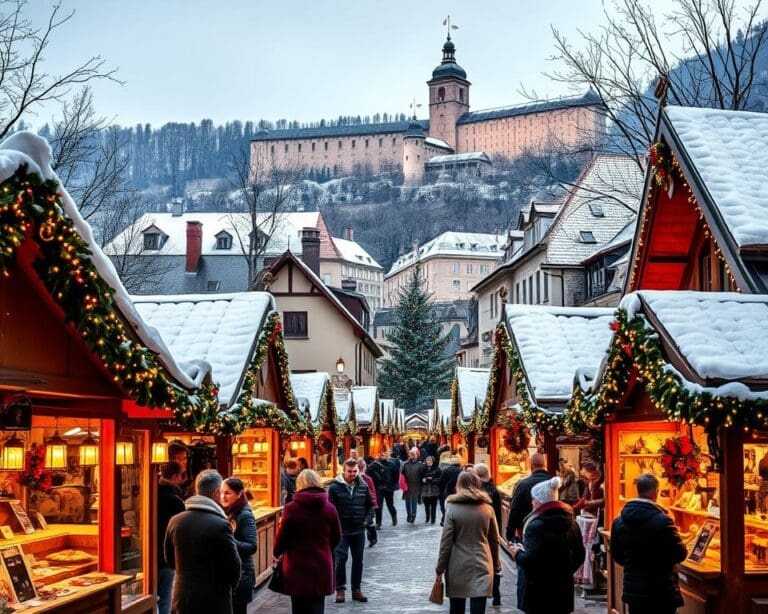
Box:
24, 0, 674, 128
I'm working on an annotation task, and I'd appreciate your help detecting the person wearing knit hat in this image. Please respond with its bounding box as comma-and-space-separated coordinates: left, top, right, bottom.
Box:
509, 476, 584, 613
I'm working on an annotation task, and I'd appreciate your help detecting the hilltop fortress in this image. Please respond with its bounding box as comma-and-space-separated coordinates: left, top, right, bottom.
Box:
251, 35, 605, 185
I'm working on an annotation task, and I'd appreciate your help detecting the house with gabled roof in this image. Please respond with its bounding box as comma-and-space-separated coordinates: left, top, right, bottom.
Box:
266, 249, 382, 386
629, 106, 768, 294
472, 154, 644, 367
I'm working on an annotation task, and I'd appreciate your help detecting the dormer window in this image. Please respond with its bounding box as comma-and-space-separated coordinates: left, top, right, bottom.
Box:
215, 231, 233, 250
579, 231, 597, 243
143, 232, 165, 250
589, 203, 605, 217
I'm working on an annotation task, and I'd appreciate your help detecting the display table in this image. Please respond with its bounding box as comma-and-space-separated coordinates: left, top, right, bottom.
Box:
574, 514, 599, 586
11, 573, 128, 613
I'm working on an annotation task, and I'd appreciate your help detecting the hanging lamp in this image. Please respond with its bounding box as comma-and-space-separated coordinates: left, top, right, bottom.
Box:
115, 426, 135, 466
78, 420, 99, 467
151, 433, 169, 464
45, 419, 68, 470
2, 434, 24, 470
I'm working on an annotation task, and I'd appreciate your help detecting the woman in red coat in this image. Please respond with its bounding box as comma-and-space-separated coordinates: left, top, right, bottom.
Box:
274, 468, 342, 614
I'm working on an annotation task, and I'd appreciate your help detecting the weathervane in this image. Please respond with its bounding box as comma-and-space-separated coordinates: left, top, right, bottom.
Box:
409, 97, 422, 120
443, 15, 459, 38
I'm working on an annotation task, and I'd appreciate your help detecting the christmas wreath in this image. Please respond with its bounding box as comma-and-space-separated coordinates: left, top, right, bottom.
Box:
649, 142, 673, 189
317, 435, 334, 454
659, 435, 701, 487
20, 443, 52, 492
502, 415, 531, 454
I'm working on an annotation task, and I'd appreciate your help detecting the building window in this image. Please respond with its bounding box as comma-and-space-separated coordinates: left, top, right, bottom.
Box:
452, 280, 461, 292
466, 263, 473, 274
285, 143, 289, 153
143, 232, 164, 250
283, 312, 308, 338
459, 87, 464, 102
338, 141, 342, 149
324, 142, 328, 151
392, 138, 397, 146
379, 138, 383, 147
528, 275, 534, 304
589, 203, 604, 217
515, 282, 521, 303
215, 233, 232, 250
480, 264, 490, 274
543, 272, 549, 302
298, 143, 302, 152
452, 263, 460, 273
322, 273, 332, 284
489, 293, 495, 319
206, 280, 221, 292
270, 145, 275, 154
438, 86, 446, 101
536, 271, 541, 304
522, 278, 527, 304
311, 142, 316, 152
352, 140, 356, 149
365, 139, 369, 148
579, 231, 597, 243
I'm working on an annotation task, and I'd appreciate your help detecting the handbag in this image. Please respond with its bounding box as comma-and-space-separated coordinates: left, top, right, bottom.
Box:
428, 575, 444, 605
267, 557, 284, 594
399, 473, 409, 493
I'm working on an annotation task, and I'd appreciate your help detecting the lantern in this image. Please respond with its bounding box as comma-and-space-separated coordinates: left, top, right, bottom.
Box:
2, 434, 24, 470
78, 434, 99, 467
115, 434, 135, 466
45, 428, 68, 470
151, 434, 169, 464
336, 356, 345, 373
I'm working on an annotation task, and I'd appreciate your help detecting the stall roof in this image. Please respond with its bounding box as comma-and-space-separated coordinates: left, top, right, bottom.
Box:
504, 304, 614, 403
0, 132, 207, 391
351, 386, 378, 426
290, 372, 332, 423
132, 293, 275, 406
623, 290, 768, 384
455, 367, 490, 423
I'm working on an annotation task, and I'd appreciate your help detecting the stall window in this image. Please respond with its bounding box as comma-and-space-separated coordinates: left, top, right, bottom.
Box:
232, 428, 274, 508
120, 430, 149, 605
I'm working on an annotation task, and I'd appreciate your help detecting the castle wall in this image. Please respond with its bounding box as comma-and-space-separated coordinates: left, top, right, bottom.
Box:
457, 106, 604, 158
251, 132, 404, 177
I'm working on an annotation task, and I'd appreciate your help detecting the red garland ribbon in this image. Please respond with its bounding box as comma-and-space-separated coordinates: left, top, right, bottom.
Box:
659, 435, 701, 488
502, 414, 531, 453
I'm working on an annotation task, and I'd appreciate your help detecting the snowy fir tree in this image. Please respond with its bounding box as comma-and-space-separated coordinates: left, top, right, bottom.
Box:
378, 267, 454, 412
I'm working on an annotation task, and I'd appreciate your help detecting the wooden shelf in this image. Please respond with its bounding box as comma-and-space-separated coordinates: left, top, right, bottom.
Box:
619, 453, 659, 458
233, 454, 269, 459
669, 506, 712, 518
232, 472, 268, 476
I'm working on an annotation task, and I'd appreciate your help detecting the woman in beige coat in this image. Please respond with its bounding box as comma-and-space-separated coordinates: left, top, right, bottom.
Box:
435, 471, 501, 614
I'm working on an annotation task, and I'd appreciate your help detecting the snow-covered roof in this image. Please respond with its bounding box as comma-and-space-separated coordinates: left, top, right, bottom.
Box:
545, 154, 643, 266
455, 367, 490, 422
290, 372, 331, 423
336, 396, 353, 424
424, 136, 453, 151
622, 290, 768, 382
0, 132, 207, 391
380, 399, 395, 425
504, 304, 614, 402
104, 211, 321, 257
386, 231, 505, 278
351, 386, 379, 426
132, 293, 274, 406
331, 237, 382, 269
664, 106, 768, 248
427, 152, 491, 165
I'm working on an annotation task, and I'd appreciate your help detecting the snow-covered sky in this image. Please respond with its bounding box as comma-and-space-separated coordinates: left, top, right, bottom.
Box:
25, 0, 674, 128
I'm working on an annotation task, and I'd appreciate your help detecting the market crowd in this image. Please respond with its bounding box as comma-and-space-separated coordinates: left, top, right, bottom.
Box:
156, 437, 689, 614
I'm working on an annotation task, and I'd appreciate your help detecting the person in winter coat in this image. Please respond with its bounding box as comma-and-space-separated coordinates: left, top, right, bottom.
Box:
436, 471, 500, 614
475, 464, 502, 607
610, 473, 687, 614
157, 462, 185, 614
421, 456, 442, 524
274, 469, 342, 614
509, 476, 585, 614
281, 459, 299, 504
357, 458, 378, 547
506, 453, 551, 541
574, 462, 605, 523
439, 455, 463, 525
558, 459, 581, 507
164, 470, 241, 614
402, 447, 426, 523
367, 450, 397, 528
220, 477, 257, 614
327, 458, 374, 604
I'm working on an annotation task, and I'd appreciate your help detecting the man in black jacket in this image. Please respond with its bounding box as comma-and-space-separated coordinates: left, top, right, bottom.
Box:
328, 458, 374, 604
368, 450, 398, 528
506, 452, 551, 542
611, 473, 687, 614
157, 462, 185, 614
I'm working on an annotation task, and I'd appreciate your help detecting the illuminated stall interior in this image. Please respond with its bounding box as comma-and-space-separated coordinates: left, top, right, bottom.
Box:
290, 372, 338, 479
451, 367, 490, 466
350, 387, 381, 458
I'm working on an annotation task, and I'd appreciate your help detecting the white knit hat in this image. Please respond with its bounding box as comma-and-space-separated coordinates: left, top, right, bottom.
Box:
531, 476, 561, 504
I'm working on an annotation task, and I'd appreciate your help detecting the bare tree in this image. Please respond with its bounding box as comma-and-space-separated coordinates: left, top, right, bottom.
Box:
0, 1, 119, 139
546, 0, 768, 165
96, 195, 176, 294
227, 145, 304, 289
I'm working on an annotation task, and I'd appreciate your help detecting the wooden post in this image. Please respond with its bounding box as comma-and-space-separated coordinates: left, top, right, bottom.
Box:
720, 426, 745, 610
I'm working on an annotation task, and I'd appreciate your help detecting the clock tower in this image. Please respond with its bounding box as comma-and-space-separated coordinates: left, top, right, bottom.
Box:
427, 35, 470, 151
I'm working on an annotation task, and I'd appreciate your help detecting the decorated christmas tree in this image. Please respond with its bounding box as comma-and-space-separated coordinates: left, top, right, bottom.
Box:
378, 267, 454, 412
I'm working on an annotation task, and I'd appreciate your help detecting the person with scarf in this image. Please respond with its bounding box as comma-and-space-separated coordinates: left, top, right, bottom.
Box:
509, 477, 584, 614
164, 470, 241, 614
220, 477, 257, 614
435, 471, 500, 614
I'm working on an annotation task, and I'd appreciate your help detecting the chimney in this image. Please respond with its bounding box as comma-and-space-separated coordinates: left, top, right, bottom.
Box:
344, 227, 354, 241
185, 221, 203, 273
300, 227, 321, 277
341, 279, 358, 292
171, 198, 184, 217
412, 240, 419, 256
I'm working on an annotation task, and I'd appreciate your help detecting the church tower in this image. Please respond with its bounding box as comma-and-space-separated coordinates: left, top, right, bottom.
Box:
427, 34, 470, 151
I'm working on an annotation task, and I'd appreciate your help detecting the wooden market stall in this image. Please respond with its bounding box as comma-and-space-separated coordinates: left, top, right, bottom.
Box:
451, 367, 491, 466
480, 304, 614, 554
131, 293, 304, 586
290, 372, 339, 480
588, 291, 768, 614
430, 400, 452, 451
350, 387, 382, 459
380, 399, 395, 452
0, 134, 228, 613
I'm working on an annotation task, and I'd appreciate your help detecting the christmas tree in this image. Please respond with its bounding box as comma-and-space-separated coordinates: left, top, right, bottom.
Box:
378, 267, 454, 412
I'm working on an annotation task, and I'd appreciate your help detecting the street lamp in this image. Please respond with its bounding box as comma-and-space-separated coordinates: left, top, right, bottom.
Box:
336, 356, 345, 374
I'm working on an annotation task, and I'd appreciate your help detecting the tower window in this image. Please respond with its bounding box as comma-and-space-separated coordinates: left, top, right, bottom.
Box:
379, 138, 383, 147
285, 143, 289, 153
338, 140, 342, 149
271, 145, 275, 154
365, 139, 369, 148
312, 142, 316, 152
324, 142, 328, 151
352, 140, 356, 149
459, 88, 464, 102
438, 86, 446, 101
298, 143, 302, 152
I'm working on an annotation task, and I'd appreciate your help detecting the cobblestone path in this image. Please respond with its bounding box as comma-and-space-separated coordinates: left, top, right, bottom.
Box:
249, 496, 606, 613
